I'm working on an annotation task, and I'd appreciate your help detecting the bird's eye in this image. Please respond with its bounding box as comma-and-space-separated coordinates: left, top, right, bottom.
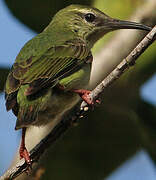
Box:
84, 13, 95, 23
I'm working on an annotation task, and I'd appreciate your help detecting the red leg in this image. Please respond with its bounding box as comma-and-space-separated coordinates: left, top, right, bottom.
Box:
72, 89, 93, 105
19, 128, 31, 165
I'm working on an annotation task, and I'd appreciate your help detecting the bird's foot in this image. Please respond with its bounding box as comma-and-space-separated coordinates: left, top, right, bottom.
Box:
19, 147, 32, 173
20, 147, 31, 165
72, 89, 100, 105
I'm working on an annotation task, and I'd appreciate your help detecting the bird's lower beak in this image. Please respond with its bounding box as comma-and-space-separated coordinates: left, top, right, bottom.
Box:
106, 19, 152, 31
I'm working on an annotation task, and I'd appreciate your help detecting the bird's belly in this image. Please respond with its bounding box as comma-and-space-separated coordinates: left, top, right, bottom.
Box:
36, 63, 91, 127
37, 91, 79, 127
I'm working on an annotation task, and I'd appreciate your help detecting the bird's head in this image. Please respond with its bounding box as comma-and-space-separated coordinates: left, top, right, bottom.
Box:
49, 4, 151, 48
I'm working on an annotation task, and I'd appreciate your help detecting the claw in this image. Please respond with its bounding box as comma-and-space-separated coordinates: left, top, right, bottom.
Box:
20, 148, 31, 165
72, 89, 100, 106
95, 98, 101, 104
72, 89, 93, 105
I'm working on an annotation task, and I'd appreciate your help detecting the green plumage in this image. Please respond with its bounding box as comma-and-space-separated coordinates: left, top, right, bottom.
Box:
5, 4, 151, 130
5, 30, 91, 129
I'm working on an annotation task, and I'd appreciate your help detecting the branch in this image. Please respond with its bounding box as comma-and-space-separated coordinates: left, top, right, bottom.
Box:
0, 25, 155, 180
90, 0, 156, 88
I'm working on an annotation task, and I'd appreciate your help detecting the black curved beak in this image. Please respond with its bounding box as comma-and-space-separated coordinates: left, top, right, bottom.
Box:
106, 19, 152, 31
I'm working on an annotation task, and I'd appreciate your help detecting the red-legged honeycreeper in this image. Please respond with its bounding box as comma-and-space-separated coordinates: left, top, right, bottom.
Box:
5, 4, 151, 165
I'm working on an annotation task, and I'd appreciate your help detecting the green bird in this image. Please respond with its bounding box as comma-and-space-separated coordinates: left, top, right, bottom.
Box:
5, 4, 151, 165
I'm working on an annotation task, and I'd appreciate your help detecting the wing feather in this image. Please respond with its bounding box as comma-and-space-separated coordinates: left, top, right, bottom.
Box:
5, 40, 90, 108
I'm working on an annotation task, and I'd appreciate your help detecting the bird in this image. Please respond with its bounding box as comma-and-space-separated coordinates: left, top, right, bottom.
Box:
5, 4, 151, 165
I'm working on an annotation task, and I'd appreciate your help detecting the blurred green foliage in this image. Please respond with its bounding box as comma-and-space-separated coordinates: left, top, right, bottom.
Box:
1, 0, 156, 179
4, 0, 92, 33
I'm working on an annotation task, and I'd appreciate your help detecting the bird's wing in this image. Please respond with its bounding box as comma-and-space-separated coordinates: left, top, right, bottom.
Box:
5, 40, 90, 111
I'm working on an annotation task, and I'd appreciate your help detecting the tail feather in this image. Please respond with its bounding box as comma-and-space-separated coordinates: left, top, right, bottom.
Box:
15, 84, 51, 129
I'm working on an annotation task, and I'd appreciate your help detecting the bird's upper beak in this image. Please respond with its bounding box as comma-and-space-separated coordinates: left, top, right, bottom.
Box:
103, 18, 152, 31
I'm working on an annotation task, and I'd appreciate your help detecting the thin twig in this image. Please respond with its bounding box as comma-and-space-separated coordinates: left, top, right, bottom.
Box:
0, 25, 155, 180
86, 25, 156, 106
90, 0, 156, 87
